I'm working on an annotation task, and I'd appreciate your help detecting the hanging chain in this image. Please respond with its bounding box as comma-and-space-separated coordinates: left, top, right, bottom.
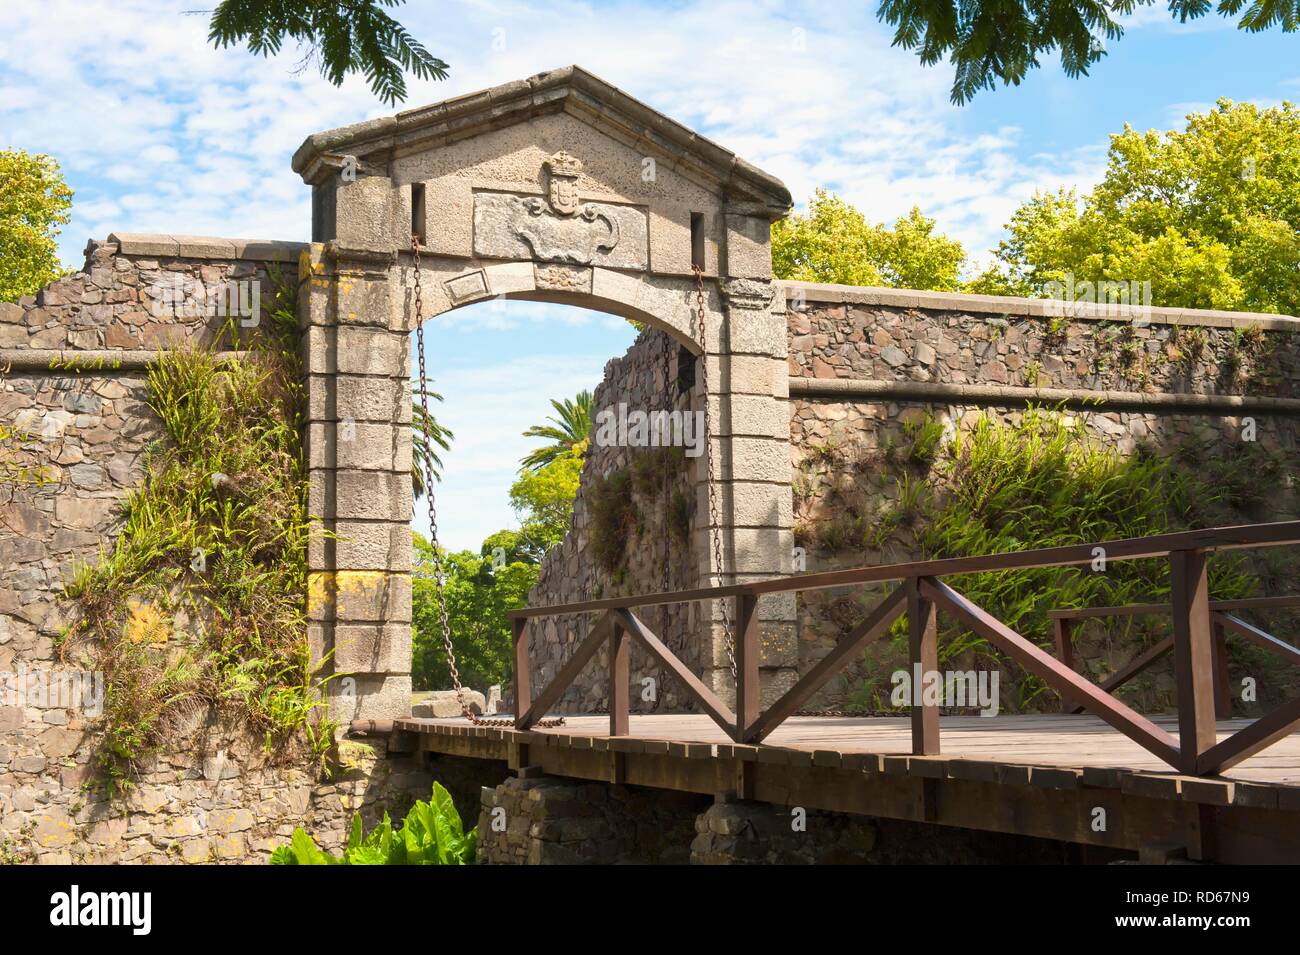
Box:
410, 235, 560, 728
692, 266, 737, 683
689, 267, 839, 715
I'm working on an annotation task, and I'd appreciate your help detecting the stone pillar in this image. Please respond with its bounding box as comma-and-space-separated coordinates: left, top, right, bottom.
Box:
302, 238, 414, 721
696, 206, 797, 704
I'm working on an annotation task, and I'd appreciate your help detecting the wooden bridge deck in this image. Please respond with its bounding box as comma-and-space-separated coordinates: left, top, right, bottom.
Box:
385, 712, 1300, 862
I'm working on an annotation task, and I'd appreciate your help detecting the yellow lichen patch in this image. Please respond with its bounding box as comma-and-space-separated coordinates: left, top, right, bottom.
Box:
306, 572, 338, 617
124, 600, 169, 647
308, 570, 394, 619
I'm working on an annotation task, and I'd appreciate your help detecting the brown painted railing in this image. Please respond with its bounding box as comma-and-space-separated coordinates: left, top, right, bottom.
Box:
508, 521, 1300, 776
1050, 596, 1300, 717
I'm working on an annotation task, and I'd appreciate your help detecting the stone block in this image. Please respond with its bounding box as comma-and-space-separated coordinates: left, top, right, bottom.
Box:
332, 520, 412, 572
410, 689, 485, 718
336, 326, 407, 377
333, 470, 410, 521
707, 435, 792, 484
723, 214, 773, 280
708, 393, 789, 439
335, 273, 393, 328
333, 623, 413, 673
331, 673, 413, 722
309, 570, 412, 624
707, 354, 788, 397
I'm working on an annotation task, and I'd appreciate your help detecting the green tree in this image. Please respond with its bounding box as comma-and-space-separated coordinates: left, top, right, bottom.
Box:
410, 532, 537, 691
520, 391, 593, 472
772, 190, 966, 291
0, 150, 73, 303
411, 395, 452, 502
207, 0, 447, 105
974, 100, 1300, 313
509, 451, 583, 561
878, 0, 1300, 105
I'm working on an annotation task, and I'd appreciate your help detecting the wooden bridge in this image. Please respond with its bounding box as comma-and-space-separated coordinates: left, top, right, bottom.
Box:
379, 522, 1300, 863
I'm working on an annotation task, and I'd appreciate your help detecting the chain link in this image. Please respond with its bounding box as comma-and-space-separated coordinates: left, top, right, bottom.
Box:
691, 266, 737, 683
410, 235, 561, 728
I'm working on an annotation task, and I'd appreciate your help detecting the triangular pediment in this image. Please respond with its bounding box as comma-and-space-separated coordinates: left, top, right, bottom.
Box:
293, 65, 790, 218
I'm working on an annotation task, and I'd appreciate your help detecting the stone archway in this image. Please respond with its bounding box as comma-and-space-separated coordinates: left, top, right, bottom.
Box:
295, 66, 796, 720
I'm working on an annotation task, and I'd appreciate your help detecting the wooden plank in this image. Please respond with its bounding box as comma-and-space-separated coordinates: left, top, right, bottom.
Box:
1071, 636, 1174, 714
745, 585, 906, 743
609, 618, 629, 736
1170, 549, 1217, 774
512, 616, 529, 727
509, 521, 1300, 619
1212, 621, 1232, 718
735, 593, 760, 739
517, 612, 613, 730
1198, 695, 1300, 774
909, 578, 940, 755
614, 608, 737, 737
1215, 611, 1300, 667
921, 577, 1182, 769
1053, 616, 1076, 712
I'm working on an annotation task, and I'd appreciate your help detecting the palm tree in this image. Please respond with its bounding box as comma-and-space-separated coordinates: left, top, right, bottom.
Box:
412, 387, 453, 502
520, 390, 593, 472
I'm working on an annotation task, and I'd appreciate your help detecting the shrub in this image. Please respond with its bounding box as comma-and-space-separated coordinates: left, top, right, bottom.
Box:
269, 782, 477, 865
61, 282, 333, 792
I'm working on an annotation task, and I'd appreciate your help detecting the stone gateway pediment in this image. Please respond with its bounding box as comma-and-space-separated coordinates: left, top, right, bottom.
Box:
293, 65, 790, 281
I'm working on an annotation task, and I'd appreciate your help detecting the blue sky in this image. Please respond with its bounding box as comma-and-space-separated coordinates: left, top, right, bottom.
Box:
3, 1, 1297, 549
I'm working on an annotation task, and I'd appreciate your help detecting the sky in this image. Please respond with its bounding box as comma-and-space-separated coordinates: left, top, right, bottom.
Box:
3, 1, 1298, 549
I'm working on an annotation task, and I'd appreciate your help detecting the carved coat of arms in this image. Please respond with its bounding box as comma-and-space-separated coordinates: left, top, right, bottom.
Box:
515, 151, 621, 264
545, 151, 583, 216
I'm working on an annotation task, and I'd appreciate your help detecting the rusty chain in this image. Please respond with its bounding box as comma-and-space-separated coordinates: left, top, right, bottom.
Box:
689, 266, 840, 716
410, 234, 561, 728
691, 266, 737, 683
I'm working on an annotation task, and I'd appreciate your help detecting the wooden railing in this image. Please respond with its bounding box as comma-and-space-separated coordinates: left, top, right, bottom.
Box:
508, 521, 1300, 776
1050, 596, 1300, 717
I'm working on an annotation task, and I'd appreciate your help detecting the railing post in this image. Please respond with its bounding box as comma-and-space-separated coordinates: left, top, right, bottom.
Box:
735, 592, 760, 743
1212, 618, 1233, 718
512, 616, 529, 728
1169, 549, 1217, 773
1053, 616, 1076, 712
609, 618, 629, 736
908, 577, 940, 755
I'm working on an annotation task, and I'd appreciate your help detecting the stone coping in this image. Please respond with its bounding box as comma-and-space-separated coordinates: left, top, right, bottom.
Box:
291, 64, 792, 215
104, 233, 308, 263
779, 280, 1300, 332
789, 376, 1300, 415
1, 349, 249, 372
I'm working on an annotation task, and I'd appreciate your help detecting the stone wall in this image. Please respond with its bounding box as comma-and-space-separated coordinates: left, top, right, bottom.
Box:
781, 282, 1300, 712
476, 775, 709, 864
523, 328, 705, 713
474, 774, 1087, 864
0, 235, 429, 863
1, 737, 431, 864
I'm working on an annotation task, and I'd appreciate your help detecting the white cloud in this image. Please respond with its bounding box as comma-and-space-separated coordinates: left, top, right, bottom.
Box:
2, 0, 1127, 269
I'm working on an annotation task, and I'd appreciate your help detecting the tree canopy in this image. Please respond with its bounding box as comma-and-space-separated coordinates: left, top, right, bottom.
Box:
972, 100, 1300, 313
772, 190, 966, 291
878, 0, 1300, 105
207, 0, 447, 105
0, 150, 73, 303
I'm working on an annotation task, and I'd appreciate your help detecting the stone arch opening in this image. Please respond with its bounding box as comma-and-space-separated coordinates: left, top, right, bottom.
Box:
297, 66, 797, 720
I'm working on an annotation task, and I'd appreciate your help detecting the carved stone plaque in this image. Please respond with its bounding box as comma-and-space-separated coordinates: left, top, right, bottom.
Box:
473, 191, 649, 270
